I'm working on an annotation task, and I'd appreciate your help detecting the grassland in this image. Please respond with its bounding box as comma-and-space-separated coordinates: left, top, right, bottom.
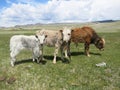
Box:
0, 22, 120, 90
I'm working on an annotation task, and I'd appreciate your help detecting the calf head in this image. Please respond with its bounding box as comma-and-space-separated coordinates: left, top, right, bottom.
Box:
60, 27, 73, 43
35, 35, 47, 46
95, 38, 105, 51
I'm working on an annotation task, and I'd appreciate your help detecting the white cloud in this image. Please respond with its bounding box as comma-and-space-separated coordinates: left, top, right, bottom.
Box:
89, 0, 120, 21
0, 0, 120, 27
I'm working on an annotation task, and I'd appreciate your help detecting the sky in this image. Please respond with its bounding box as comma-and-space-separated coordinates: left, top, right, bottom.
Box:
0, 0, 120, 27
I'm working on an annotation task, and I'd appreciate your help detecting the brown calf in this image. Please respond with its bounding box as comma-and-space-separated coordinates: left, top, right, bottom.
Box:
71, 26, 105, 57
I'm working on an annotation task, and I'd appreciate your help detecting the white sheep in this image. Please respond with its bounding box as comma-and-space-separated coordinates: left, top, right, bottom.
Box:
10, 34, 47, 66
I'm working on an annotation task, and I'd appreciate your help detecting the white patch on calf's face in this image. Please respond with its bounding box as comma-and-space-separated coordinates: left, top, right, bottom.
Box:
37, 35, 46, 44
62, 28, 71, 42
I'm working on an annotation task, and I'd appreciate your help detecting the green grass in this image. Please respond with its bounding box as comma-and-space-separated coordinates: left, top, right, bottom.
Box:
0, 24, 120, 90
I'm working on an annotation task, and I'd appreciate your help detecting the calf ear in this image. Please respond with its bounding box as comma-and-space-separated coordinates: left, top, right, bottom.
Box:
45, 35, 47, 38
35, 35, 38, 38
59, 30, 63, 33
95, 38, 100, 45
35, 35, 39, 41
101, 38, 105, 44
71, 29, 74, 32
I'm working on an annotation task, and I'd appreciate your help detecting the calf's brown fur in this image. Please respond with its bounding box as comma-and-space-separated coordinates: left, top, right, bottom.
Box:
71, 26, 105, 56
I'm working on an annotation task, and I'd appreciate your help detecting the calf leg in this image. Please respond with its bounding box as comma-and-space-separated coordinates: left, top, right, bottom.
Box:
32, 49, 38, 62
32, 49, 42, 63
53, 46, 59, 64
37, 51, 42, 63
67, 41, 71, 60
39, 47, 44, 61
84, 43, 90, 57
36, 57, 40, 63
60, 46, 64, 61
65, 50, 68, 58
64, 48, 71, 59
37, 50, 43, 63
10, 56, 16, 67
32, 52, 36, 62
33, 54, 41, 63
63, 45, 71, 63
10, 50, 19, 67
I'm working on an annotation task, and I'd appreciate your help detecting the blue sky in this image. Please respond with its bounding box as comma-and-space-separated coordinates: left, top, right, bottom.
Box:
0, 0, 48, 8
0, 0, 120, 27
0, 0, 8, 8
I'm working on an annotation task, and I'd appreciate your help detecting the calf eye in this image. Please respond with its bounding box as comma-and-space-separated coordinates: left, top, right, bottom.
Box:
68, 33, 71, 35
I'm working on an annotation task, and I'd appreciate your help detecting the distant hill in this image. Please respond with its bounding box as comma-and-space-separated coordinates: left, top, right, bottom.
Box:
0, 20, 120, 32
14, 23, 44, 28
93, 20, 116, 23
13, 20, 118, 28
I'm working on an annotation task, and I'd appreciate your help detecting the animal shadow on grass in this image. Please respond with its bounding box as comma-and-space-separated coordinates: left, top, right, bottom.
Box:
90, 52, 101, 56
44, 55, 70, 64
15, 58, 47, 66
71, 51, 101, 56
